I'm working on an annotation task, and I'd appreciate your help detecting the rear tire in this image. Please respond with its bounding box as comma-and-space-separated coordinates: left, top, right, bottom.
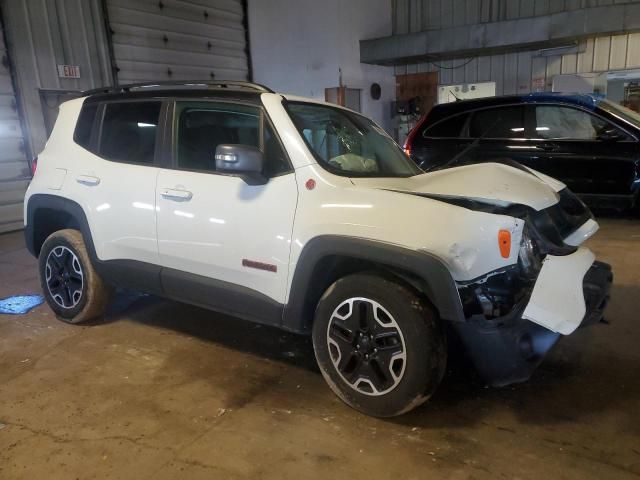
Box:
312, 272, 446, 417
39, 229, 112, 324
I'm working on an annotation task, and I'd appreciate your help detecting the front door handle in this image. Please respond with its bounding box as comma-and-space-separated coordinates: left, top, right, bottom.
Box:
76, 175, 100, 186
538, 142, 560, 152
160, 188, 193, 201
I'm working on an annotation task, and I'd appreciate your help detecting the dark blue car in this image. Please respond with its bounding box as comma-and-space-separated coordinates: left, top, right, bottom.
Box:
404, 93, 640, 209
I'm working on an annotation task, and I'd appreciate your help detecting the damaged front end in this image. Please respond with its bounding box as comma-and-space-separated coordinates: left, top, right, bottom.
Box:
450, 189, 613, 386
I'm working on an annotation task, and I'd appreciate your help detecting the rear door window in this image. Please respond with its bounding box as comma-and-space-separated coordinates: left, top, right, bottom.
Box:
98, 101, 162, 164
469, 106, 526, 139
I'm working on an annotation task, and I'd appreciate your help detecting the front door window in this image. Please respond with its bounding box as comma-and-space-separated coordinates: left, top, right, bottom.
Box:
534, 105, 629, 140
175, 102, 290, 176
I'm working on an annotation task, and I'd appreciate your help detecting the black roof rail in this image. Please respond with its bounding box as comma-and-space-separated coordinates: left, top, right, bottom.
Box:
81, 80, 274, 97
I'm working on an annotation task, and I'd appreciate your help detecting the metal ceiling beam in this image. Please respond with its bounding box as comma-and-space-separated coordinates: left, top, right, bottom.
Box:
360, 3, 640, 65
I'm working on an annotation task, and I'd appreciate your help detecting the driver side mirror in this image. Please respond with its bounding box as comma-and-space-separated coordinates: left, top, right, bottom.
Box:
215, 144, 267, 186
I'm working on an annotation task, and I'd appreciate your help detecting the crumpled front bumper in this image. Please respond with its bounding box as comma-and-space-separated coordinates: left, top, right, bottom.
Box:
522, 247, 605, 335
451, 253, 612, 387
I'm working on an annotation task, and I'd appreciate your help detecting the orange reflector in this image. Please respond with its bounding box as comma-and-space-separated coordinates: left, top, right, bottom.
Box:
498, 230, 511, 258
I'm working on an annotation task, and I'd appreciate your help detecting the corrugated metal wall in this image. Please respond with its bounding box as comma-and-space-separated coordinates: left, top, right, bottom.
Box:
1, 0, 112, 231
2, 0, 113, 156
0, 11, 29, 233
393, 0, 640, 94
396, 33, 640, 95
393, 0, 640, 33
2, 0, 251, 153
106, 0, 249, 83
0, 0, 250, 232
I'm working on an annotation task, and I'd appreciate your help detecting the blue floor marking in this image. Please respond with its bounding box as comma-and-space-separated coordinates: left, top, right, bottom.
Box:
0, 295, 45, 314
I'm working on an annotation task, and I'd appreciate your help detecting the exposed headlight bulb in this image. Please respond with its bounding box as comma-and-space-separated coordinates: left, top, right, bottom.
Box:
518, 227, 543, 278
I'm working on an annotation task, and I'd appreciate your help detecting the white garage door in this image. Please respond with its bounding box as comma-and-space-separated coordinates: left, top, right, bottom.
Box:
0, 23, 30, 234
106, 0, 249, 83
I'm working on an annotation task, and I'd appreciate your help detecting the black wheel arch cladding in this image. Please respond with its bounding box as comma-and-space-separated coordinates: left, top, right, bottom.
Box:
282, 236, 465, 333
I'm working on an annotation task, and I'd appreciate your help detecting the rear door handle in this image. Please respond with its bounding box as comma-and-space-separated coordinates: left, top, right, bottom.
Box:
76, 175, 100, 186
538, 142, 560, 152
160, 188, 193, 201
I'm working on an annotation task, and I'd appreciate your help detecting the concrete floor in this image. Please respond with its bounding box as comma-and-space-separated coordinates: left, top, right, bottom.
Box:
0, 219, 639, 480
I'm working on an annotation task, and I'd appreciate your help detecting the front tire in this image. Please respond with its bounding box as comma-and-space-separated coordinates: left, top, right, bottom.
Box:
312, 273, 446, 417
39, 229, 112, 324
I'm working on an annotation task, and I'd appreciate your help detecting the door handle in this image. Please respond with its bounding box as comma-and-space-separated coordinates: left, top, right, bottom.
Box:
160, 188, 193, 201
537, 142, 560, 152
76, 175, 100, 186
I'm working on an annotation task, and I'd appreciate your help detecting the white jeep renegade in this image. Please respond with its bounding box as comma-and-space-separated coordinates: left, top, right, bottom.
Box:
24, 81, 612, 417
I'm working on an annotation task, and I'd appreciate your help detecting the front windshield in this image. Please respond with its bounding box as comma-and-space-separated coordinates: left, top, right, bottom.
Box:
286, 102, 421, 178
598, 98, 640, 127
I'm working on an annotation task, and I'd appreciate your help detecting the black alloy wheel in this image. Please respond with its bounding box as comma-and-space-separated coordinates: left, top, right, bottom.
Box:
313, 272, 447, 417
327, 297, 406, 396
45, 245, 84, 309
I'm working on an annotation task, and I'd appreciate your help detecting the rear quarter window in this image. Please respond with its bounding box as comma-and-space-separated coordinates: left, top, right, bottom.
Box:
73, 103, 98, 150
423, 113, 469, 138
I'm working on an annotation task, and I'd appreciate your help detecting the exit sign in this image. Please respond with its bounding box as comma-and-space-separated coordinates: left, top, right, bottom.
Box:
57, 64, 81, 79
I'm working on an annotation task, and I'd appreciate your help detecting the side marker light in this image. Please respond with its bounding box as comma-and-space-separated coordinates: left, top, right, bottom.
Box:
498, 229, 511, 258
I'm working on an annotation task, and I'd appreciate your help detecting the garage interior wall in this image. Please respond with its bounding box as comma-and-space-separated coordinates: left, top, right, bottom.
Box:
247, 0, 396, 131
0, 0, 112, 233
1, 0, 251, 232
392, 0, 640, 95
2, 0, 112, 156
106, 0, 249, 83
0, 8, 29, 233
393, 0, 635, 31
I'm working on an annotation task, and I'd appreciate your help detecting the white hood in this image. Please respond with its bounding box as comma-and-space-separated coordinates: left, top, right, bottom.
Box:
351, 163, 563, 211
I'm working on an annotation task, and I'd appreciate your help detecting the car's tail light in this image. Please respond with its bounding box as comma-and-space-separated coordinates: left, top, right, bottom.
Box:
31, 157, 38, 176
402, 121, 422, 158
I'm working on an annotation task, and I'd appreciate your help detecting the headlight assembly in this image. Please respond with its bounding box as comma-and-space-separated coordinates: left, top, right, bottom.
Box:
518, 226, 543, 278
